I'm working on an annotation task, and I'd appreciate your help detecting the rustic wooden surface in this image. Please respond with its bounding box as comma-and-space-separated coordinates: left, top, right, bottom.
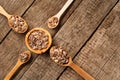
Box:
0, 0, 120, 80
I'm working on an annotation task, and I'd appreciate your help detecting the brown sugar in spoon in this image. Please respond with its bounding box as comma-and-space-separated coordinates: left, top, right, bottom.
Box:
50, 46, 95, 80
25, 28, 52, 54
4, 51, 31, 80
0, 5, 28, 33
47, 0, 74, 29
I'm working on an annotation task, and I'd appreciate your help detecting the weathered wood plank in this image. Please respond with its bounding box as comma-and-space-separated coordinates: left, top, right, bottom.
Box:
0, 0, 82, 79
59, 1, 120, 80
96, 50, 120, 80
0, 0, 35, 43
20, 0, 118, 80
95, 2, 120, 79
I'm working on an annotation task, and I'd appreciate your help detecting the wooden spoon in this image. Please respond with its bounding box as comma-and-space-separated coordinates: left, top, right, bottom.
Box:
25, 28, 52, 54
4, 51, 31, 80
0, 5, 28, 33
50, 46, 95, 80
47, 0, 74, 29
63, 57, 95, 80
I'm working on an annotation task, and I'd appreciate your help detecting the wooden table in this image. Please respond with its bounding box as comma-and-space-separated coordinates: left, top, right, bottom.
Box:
0, 0, 120, 80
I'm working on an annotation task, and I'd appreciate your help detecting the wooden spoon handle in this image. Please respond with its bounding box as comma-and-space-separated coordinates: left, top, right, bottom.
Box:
69, 62, 95, 80
56, 0, 74, 18
4, 61, 22, 80
0, 5, 11, 19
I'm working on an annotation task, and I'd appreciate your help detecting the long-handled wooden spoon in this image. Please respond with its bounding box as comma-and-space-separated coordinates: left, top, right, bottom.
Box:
4, 51, 31, 80
0, 5, 28, 33
47, 0, 74, 29
50, 46, 95, 80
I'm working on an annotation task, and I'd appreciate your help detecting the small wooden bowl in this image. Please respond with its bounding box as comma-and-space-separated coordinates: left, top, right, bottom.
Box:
25, 28, 52, 54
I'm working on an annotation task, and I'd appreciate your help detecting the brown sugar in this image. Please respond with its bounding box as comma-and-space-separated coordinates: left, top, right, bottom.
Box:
28, 30, 49, 50
19, 52, 29, 62
48, 17, 59, 28
9, 15, 27, 33
50, 46, 69, 65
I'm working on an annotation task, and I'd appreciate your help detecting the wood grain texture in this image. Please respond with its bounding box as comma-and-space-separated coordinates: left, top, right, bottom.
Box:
0, 0, 82, 80
20, 0, 118, 80
59, 1, 120, 80
0, 0, 34, 42
23, 0, 82, 36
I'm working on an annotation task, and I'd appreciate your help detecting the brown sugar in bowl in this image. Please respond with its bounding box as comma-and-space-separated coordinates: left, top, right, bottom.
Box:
25, 28, 52, 54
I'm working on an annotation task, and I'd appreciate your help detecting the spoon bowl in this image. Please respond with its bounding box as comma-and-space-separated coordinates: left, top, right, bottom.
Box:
48, 16, 59, 28
18, 50, 31, 63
